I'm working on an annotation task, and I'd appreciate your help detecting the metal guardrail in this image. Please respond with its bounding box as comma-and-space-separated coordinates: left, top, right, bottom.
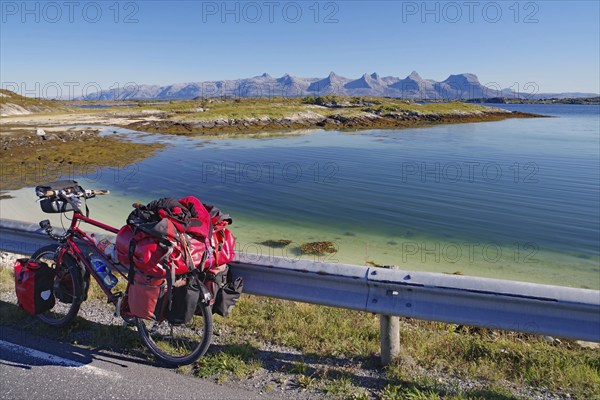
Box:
1, 218, 599, 343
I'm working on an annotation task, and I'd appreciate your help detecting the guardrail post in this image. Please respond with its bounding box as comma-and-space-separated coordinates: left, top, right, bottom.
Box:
379, 267, 400, 365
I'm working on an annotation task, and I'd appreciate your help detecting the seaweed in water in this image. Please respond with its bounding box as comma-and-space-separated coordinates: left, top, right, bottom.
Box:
366, 260, 384, 267
300, 241, 337, 255
260, 239, 293, 248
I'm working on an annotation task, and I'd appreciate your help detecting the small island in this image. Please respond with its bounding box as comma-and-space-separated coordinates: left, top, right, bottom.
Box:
1, 90, 544, 191
122, 95, 543, 135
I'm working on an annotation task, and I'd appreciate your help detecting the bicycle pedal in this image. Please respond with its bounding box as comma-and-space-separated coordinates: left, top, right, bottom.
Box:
122, 316, 136, 328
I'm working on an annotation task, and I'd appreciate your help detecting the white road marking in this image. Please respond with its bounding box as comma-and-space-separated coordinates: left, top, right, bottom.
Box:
0, 340, 122, 380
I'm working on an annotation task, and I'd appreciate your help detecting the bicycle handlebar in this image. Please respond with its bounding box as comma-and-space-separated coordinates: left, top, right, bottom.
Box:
39, 189, 110, 198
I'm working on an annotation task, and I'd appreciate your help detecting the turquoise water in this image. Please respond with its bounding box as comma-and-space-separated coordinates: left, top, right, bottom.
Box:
7, 104, 600, 288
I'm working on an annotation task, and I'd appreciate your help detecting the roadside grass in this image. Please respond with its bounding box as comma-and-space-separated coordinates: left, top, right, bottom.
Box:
218, 295, 600, 399
0, 262, 15, 291
193, 342, 262, 382
379, 383, 526, 400
391, 323, 600, 397
219, 295, 380, 357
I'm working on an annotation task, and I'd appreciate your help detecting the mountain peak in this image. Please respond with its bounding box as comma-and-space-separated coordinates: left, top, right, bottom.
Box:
277, 73, 298, 85
408, 71, 422, 80
444, 73, 480, 84
345, 73, 377, 89
371, 72, 380, 80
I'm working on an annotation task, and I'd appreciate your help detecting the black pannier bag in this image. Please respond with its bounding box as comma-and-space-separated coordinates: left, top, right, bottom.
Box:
213, 277, 243, 317
203, 265, 243, 317
167, 274, 202, 325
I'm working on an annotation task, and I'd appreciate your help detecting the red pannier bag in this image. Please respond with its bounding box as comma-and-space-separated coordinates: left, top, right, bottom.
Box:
116, 224, 193, 277
14, 258, 55, 315
116, 225, 167, 277
126, 273, 167, 320
212, 228, 235, 266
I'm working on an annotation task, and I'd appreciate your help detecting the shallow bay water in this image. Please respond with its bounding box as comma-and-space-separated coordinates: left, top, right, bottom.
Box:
2, 104, 598, 289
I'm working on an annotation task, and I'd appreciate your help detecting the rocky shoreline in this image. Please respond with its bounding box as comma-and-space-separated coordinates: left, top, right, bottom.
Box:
126, 109, 543, 136
0, 127, 164, 191
1, 127, 101, 150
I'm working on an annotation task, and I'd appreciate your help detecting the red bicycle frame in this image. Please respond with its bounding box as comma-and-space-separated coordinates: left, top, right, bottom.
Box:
55, 212, 123, 304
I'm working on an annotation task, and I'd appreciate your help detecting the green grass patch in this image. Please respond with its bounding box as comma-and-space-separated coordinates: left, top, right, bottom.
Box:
389, 325, 600, 398
193, 342, 262, 381
380, 382, 530, 400
0, 263, 15, 292
220, 296, 380, 357
322, 376, 356, 398
0, 89, 65, 110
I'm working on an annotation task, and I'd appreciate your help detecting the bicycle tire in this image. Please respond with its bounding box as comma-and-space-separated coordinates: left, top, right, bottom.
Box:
32, 245, 82, 327
136, 302, 213, 366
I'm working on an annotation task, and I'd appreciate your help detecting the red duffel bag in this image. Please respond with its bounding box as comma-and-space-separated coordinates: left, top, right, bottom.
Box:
116, 224, 194, 277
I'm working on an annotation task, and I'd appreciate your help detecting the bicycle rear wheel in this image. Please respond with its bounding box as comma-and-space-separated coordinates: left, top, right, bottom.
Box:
136, 303, 213, 366
32, 245, 83, 327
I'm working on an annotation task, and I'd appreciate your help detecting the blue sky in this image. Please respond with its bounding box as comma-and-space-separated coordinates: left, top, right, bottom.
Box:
1, 0, 599, 96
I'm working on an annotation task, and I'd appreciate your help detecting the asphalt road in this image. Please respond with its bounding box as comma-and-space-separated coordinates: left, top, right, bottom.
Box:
0, 326, 263, 400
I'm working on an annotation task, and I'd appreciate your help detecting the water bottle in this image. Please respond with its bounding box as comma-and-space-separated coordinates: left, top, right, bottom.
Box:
89, 253, 118, 289
91, 234, 120, 265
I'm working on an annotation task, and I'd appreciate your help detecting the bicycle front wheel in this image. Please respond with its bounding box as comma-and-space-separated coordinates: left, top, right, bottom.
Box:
136, 303, 213, 366
32, 245, 82, 327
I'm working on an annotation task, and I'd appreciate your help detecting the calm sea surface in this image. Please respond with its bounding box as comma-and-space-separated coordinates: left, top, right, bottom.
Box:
7, 104, 600, 288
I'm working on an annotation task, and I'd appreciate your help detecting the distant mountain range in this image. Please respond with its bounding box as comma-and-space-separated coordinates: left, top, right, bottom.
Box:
78, 72, 598, 101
